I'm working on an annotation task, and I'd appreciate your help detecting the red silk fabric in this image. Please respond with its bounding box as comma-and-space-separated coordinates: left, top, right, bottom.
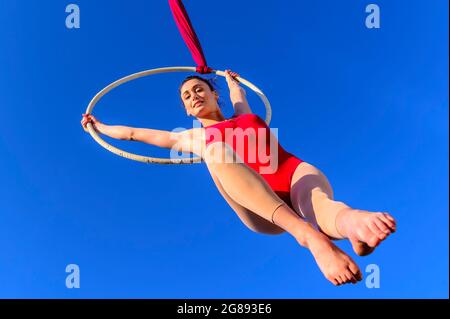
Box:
168, 0, 213, 74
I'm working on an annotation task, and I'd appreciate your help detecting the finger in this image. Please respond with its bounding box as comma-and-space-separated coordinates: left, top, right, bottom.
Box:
230, 75, 240, 82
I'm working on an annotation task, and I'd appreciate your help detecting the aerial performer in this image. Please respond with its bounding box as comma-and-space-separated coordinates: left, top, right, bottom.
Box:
81, 0, 396, 286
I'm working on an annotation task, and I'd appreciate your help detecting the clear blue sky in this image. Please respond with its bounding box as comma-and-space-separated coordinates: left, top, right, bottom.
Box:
0, 0, 448, 298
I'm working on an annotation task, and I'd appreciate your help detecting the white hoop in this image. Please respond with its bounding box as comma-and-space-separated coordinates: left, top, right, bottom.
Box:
85, 66, 272, 164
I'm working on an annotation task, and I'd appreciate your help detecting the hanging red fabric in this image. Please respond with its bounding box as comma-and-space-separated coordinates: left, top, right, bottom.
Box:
168, 0, 213, 74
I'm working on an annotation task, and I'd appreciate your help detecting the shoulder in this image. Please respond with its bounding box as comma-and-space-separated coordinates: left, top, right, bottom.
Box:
232, 112, 254, 119
233, 112, 264, 122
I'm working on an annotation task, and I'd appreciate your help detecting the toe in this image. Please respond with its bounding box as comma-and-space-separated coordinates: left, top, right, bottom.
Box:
367, 235, 381, 248
358, 225, 381, 245
345, 271, 357, 284
374, 218, 391, 235
348, 263, 362, 280
339, 275, 349, 285
380, 213, 396, 231
328, 275, 339, 286
334, 276, 342, 286
368, 221, 387, 240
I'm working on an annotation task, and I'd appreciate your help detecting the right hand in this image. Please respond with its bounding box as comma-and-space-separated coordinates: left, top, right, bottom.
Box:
81, 114, 102, 133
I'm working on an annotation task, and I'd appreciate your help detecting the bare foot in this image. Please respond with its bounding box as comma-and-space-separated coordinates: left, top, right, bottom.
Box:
336, 208, 397, 256
305, 233, 363, 286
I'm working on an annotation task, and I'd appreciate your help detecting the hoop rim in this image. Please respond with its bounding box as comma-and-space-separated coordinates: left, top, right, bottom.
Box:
85, 66, 272, 164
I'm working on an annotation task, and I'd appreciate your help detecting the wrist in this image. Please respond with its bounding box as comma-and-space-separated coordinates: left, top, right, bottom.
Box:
229, 85, 243, 93
93, 122, 104, 133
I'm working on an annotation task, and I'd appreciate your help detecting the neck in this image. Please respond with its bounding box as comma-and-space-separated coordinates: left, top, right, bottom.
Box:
197, 111, 226, 127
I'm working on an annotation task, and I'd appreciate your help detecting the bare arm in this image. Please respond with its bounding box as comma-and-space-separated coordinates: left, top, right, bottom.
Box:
129, 127, 181, 150
94, 123, 133, 140
87, 121, 181, 151
225, 70, 252, 115
82, 115, 193, 153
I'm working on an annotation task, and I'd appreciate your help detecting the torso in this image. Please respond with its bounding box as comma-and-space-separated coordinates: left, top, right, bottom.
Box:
181, 113, 304, 208
180, 114, 240, 158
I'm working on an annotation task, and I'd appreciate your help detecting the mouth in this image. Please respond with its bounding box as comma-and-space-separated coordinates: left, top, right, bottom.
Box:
193, 101, 203, 108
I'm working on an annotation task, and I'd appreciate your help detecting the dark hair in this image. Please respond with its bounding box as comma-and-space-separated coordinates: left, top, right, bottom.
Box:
179, 75, 216, 94
179, 75, 223, 108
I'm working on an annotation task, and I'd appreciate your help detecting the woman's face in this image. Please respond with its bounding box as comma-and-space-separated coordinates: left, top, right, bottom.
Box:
180, 79, 219, 118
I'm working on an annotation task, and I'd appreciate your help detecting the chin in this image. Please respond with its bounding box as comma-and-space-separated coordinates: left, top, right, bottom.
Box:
194, 107, 207, 116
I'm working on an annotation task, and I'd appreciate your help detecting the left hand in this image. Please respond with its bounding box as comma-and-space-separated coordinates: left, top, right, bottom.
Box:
224, 69, 241, 88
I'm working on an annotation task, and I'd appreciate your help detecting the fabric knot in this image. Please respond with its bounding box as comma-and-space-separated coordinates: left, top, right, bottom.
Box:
196, 66, 213, 74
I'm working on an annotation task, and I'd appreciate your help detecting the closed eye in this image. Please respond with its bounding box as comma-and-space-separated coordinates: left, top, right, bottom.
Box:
182, 85, 204, 100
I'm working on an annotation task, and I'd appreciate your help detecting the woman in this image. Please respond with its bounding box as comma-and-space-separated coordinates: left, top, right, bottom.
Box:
81, 70, 396, 286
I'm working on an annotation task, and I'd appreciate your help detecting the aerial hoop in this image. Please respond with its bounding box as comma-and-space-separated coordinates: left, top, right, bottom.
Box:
85, 66, 273, 164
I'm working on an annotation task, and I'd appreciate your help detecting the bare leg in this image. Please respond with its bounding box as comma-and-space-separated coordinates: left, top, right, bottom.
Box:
209, 170, 286, 235
204, 143, 362, 285
290, 162, 397, 256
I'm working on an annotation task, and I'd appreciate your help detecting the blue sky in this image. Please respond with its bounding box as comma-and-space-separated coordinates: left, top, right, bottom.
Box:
0, 0, 448, 298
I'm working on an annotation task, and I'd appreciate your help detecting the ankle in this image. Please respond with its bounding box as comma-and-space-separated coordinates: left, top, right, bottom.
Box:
294, 223, 326, 249
334, 207, 352, 238
302, 230, 332, 252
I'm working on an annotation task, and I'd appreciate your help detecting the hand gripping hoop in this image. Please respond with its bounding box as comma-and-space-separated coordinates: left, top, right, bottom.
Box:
85, 66, 272, 164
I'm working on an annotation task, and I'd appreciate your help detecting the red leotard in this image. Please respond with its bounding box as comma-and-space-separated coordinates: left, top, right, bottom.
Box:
204, 113, 303, 209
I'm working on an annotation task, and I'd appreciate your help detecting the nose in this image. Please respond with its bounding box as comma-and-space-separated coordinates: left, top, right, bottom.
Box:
191, 95, 201, 106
